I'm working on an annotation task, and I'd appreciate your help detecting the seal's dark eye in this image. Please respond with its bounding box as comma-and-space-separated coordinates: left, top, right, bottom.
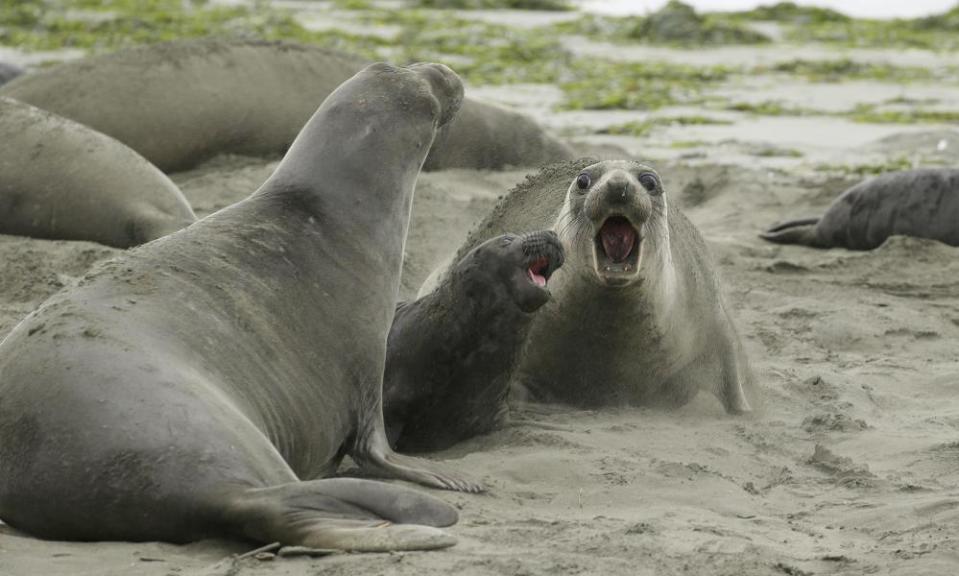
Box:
575, 173, 591, 190
639, 173, 659, 193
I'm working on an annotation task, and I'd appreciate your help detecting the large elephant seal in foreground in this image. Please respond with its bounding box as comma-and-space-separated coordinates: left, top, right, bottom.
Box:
385, 231, 564, 453
0, 97, 195, 247
0, 40, 574, 173
0, 62, 478, 552
761, 168, 959, 250
423, 159, 754, 412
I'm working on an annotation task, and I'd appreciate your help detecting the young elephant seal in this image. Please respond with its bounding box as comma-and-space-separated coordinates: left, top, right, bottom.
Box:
761, 168, 959, 250
384, 231, 565, 453
0, 62, 478, 552
423, 159, 754, 413
0, 97, 195, 247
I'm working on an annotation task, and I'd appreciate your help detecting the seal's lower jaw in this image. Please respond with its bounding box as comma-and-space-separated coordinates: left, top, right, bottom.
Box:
592, 216, 642, 287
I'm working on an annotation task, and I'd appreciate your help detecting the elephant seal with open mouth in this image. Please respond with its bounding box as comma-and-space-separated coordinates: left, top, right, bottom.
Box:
0, 61, 478, 553
385, 230, 565, 453
422, 159, 755, 413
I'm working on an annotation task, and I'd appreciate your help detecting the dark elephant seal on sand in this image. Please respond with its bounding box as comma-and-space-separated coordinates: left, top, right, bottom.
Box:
0, 97, 195, 248
0, 61, 23, 86
761, 168, 959, 250
0, 62, 478, 552
0, 40, 574, 173
422, 159, 755, 413
385, 231, 565, 453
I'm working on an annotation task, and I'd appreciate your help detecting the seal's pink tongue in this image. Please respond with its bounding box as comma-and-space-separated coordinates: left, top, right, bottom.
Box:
527, 257, 548, 287
600, 218, 636, 263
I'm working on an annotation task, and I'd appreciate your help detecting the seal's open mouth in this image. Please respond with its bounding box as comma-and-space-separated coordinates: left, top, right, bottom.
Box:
593, 216, 641, 285
527, 256, 551, 287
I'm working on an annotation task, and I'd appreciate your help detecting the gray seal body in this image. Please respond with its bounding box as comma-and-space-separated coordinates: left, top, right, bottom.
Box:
423, 159, 754, 413
0, 62, 478, 553
0, 40, 573, 173
0, 61, 23, 86
761, 168, 959, 250
0, 97, 195, 247
384, 231, 564, 452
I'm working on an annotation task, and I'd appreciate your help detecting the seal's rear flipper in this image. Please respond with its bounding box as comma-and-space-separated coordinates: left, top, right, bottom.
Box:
759, 217, 820, 246
222, 479, 458, 552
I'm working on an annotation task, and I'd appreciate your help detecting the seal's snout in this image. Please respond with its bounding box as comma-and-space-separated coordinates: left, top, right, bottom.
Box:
603, 172, 632, 204
407, 62, 465, 128
521, 230, 565, 288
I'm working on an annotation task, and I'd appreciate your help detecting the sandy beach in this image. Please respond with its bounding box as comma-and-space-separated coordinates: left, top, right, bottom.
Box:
1, 1, 959, 574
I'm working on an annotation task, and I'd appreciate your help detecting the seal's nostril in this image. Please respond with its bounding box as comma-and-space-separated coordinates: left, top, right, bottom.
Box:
606, 176, 631, 203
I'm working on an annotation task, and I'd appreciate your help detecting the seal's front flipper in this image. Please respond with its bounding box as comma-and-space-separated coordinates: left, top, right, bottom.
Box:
222, 479, 458, 552
718, 336, 754, 415
354, 432, 484, 493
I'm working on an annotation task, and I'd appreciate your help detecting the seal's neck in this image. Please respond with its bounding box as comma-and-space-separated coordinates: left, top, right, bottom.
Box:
250, 75, 440, 303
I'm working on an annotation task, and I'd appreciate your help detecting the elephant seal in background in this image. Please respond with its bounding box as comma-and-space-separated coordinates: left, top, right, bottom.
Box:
385, 231, 565, 453
0, 97, 195, 248
0, 61, 23, 86
761, 168, 959, 250
424, 159, 754, 413
1, 40, 574, 173
0, 62, 477, 552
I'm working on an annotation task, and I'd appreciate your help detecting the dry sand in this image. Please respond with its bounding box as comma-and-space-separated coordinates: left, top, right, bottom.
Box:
2, 21, 959, 576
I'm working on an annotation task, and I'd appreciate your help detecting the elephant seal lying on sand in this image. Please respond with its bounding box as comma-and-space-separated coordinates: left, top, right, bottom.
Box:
0, 40, 574, 173
0, 61, 22, 86
761, 168, 959, 250
0, 62, 478, 552
385, 231, 565, 453
0, 97, 195, 247
422, 159, 755, 413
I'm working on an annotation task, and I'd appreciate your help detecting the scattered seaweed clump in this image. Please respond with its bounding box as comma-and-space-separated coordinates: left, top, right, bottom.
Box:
626, 1, 770, 46
598, 116, 732, 137
414, 0, 571, 9
561, 59, 732, 110
768, 58, 935, 83
732, 2, 850, 25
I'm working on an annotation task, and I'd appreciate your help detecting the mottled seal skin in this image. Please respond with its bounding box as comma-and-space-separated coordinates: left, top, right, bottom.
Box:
423, 159, 754, 413
761, 168, 959, 250
0, 40, 573, 173
0, 62, 478, 552
0, 97, 196, 247
0, 61, 23, 86
384, 231, 565, 453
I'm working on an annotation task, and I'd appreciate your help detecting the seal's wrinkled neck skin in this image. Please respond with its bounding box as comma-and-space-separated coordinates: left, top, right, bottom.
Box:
554, 160, 676, 303
250, 63, 463, 321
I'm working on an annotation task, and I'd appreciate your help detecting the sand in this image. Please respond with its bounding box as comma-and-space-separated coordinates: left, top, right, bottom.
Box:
2, 133, 958, 575
3, 13, 959, 576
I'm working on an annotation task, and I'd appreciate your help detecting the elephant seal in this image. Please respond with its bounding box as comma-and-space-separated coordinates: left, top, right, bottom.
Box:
760, 168, 959, 250
1, 40, 573, 173
384, 231, 565, 453
0, 62, 478, 552
0, 61, 23, 86
0, 97, 196, 247
423, 159, 754, 413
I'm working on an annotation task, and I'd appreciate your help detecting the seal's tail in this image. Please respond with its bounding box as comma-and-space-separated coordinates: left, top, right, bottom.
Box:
759, 217, 820, 246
